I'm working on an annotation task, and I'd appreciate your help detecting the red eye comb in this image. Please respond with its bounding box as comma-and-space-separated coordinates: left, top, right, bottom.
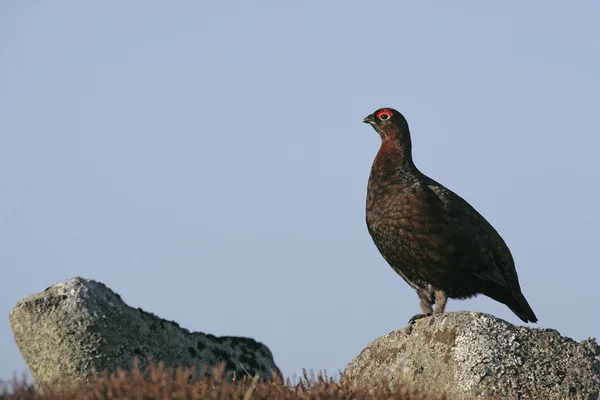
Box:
375, 109, 393, 118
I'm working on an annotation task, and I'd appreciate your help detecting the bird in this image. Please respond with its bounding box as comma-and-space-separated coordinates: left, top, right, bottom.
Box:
363, 107, 537, 324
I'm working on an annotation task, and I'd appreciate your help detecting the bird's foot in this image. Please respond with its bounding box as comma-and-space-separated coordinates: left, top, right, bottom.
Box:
408, 313, 432, 325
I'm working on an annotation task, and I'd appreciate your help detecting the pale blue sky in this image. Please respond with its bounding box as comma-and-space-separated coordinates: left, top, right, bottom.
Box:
1, 1, 599, 381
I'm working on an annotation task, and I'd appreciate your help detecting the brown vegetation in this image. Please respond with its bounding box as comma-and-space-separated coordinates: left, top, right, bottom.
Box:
0, 362, 443, 400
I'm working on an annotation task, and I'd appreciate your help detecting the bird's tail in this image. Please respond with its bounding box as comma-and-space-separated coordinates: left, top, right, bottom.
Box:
505, 293, 538, 323
485, 284, 538, 323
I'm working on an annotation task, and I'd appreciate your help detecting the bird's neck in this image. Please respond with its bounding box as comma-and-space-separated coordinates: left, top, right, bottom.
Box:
373, 136, 415, 176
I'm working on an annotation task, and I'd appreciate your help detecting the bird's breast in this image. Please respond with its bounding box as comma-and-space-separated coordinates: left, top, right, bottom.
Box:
366, 180, 453, 268
367, 182, 441, 234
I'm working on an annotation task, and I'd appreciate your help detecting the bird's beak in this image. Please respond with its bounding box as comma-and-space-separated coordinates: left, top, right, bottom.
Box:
363, 114, 375, 124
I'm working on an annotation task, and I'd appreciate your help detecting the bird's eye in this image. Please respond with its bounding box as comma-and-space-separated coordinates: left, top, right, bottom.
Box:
375, 109, 393, 120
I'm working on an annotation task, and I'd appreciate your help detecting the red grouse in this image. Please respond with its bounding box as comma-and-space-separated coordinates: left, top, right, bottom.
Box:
363, 107, 537, 324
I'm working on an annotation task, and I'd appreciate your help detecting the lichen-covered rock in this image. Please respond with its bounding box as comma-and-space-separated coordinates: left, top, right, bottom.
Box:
342, 312, 600, 399
9, 277, 280, 391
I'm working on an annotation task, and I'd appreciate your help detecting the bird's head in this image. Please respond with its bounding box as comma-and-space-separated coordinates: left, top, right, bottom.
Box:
363, 108, 410, 140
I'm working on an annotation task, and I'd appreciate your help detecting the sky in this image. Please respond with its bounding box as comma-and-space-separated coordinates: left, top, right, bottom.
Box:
1, 1, 599, 382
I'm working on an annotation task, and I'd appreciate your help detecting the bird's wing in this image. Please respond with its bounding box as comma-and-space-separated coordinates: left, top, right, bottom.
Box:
488, 229, 524, 292
472, 268, 509, 286
426, 181, 516, 288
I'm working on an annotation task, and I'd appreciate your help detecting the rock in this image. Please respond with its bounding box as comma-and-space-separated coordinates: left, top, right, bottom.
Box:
342, 312, 600, 399
9, 277, 280, 391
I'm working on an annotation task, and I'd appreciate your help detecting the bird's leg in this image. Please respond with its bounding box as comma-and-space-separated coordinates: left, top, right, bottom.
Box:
418, 289, 434, 315
409, 289, 434, 325
434, 290, 448, 314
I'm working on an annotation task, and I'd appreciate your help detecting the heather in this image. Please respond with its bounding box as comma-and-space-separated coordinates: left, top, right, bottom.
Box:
0, 362, 441, 400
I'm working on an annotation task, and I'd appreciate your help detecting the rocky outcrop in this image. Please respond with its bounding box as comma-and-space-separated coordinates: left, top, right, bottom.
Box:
9, 277, 280, 391
342, 312, 600, 399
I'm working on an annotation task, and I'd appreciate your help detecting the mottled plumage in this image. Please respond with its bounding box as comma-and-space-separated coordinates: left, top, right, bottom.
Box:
363, 108, 537, 323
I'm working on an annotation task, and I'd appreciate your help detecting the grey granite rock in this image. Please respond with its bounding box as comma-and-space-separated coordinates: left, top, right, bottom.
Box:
9, 277, 280, 391
342, 312, 600, 399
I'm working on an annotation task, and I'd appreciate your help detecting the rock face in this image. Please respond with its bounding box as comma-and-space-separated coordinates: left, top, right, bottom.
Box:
342, 312, 600, 400
9, 277, 280, 391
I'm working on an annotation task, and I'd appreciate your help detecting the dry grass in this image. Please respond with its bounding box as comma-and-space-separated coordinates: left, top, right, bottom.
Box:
0, 362, 445, 400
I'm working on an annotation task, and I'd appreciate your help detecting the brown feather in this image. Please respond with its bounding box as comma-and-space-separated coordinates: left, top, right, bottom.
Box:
364, 108, 537, 323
